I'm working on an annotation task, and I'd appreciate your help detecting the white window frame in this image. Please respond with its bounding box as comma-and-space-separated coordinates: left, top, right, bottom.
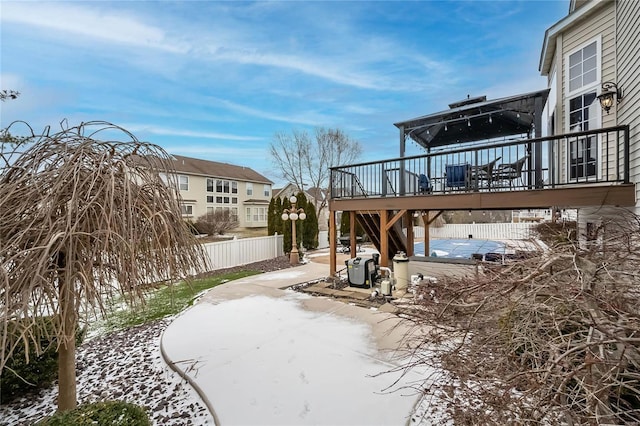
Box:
246, 207, 251, 222
263, 184, 271, 197
566, 39, 599, 96
178, 175, 189, 191
180, 204, 193, 216
564, 36, 602, 182
246, 183, 253, 196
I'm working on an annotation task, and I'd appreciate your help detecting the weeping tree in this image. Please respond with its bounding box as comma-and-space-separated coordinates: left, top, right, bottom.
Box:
0, 121, 208, 411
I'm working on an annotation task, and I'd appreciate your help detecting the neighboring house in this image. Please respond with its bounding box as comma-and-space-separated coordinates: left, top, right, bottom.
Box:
539, 0, 640, 234
274, 183, 329, 231
168, 155, 273, 229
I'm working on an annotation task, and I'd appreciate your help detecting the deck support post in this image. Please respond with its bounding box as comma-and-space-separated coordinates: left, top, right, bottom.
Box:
349, 211, 357, 258
406, 211, 414, 256
329, 209, 337, 277
379, 210, 389, 267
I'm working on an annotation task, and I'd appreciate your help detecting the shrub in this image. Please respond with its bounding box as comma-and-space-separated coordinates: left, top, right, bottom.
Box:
194, 210, 238, 235
35, 401, 150, 425
1, 317, 85, 404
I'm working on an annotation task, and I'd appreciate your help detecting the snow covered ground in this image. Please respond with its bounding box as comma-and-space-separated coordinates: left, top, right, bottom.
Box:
0, 319, 214, 426
162, 290, 449, 425
1, 275, 453, 425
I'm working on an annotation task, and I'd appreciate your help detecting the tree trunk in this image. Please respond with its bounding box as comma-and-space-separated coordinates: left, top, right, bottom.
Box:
57, 252, 77, 411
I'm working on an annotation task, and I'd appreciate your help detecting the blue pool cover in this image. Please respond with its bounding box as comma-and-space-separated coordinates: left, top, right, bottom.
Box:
414, 239, 506, 259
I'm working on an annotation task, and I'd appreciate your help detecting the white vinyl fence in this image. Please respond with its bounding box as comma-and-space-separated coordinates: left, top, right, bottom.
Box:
412, 223, 536, 240
202, 234, 284, 271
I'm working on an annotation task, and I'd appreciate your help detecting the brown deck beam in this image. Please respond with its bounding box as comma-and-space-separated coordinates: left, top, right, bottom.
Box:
330, 185, 635, 213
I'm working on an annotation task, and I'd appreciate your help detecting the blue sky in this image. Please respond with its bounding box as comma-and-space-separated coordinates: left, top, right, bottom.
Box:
1, 1, 567, 186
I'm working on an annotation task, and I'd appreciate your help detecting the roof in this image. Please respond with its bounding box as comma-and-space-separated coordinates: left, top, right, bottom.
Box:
273, 184, 327, 204
394, 89, 550, 149
244, 199, 270, 204
170, 155, 273, 184
539, 0, 608, 75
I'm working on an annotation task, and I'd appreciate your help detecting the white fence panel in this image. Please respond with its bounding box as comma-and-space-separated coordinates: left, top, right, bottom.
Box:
412, 223, 536, 240
317, 231, 329, 249
202, 234, 284, 271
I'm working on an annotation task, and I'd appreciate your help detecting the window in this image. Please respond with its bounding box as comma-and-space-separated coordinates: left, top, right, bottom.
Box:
263, 185, 270, 197
214, 179, 232, 193
259, 207, 266, 221
223, 196, 230, 204
178, 175, 189, 191
568, 41, 597, 93
246, 207, 251, 222
180, 204, 193, 216
207, 178, 215, 192
565, 38, 600, 181
246, 183, 253, 196
231, 207, 238, 221
232, 197, 238, 204
232, 182, 238, 194
216, 196, 223, 203
207, 207, 214, 214
207, 196, 214, 203
568, 92, 598, 180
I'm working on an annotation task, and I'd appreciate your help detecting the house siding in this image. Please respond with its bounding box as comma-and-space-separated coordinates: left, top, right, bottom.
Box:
554, 2, 615, 184
618, 0, 640, 212
169, 155, 272, 229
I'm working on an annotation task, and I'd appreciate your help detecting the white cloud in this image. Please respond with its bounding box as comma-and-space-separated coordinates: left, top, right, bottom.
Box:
1, 2, 187, 53
162, 144, 267, 159
213, 98, 334, 127
124, 124, 263, 141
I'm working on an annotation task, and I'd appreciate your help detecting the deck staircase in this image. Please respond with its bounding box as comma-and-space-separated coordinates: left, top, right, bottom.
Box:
355, 211, 408, 260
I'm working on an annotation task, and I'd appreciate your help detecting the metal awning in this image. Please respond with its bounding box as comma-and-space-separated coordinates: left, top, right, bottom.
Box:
394, 89, 550, 150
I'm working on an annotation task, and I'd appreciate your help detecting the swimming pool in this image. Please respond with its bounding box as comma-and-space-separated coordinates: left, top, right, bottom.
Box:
414, 238, 506, 259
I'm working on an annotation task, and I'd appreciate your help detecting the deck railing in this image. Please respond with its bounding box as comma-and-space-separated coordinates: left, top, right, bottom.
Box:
330, 126, 629, 199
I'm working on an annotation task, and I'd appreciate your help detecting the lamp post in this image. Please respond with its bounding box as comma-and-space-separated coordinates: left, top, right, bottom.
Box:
282, 195, 306, 264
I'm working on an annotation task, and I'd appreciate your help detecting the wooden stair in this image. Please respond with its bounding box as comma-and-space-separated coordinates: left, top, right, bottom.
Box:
355, 211, 408, 260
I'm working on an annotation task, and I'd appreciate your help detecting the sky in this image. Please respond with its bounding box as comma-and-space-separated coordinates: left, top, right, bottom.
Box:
0, 0, 568, 186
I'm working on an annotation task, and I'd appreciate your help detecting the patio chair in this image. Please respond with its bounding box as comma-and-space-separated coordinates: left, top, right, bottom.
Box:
418, 174, 432, 194
445, 164, 470, 190
469, 157, 501, 189
493, 156, 528, 188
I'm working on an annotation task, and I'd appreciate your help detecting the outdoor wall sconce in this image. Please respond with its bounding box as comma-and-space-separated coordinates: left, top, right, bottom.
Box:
597, 81, 623, 114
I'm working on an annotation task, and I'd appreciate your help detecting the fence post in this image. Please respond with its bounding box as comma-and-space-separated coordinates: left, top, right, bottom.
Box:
274, 232, 278, 258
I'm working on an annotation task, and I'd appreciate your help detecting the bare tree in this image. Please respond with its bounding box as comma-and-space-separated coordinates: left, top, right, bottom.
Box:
0, 121, 208, 411
270, 127, 362, 216
0, 90, 20, 101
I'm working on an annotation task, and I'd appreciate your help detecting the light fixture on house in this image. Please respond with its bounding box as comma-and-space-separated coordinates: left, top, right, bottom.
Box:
444, 123, 448, 131
488, 115, 493, 124
597, 81, 623, 114
467, 119, 471, 127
